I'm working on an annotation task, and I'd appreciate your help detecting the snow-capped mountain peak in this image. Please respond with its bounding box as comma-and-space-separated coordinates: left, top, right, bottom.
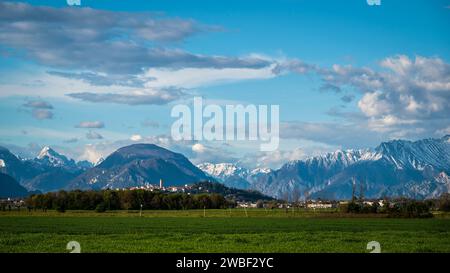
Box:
37, 146, 55, 159
251, 167, 272, 175
197, 163, 274, 190
35, 146, 73, 167
374, 136, 450, 171
282, 135, 450, 174
197, 163, 248, 178
284, 148, 378, 171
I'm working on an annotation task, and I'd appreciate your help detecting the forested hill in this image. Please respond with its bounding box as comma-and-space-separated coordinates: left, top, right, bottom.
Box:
189, 181, 275, 202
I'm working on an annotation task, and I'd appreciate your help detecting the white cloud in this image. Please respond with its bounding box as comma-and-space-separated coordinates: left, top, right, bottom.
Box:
23, 100, 53, 109
287, 55, 450, 139
242, 148, 306, 169
67, 88, 185, 105
192, 143, 206, 153
436, 126, 450, 136
143, 65, 277, 89
367, 115, 418, 133
78, 144, 104, 163
130, 134, 143, 142
86, 131, 103, 140
358, 91, 392, 117
0, 69, 133, 98
21, 98, 54, 120
75, 121, 105, 129
31, 109, 53, 120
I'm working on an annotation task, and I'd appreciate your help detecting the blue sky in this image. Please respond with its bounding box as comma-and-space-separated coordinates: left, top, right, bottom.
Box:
0, 0, 449, 168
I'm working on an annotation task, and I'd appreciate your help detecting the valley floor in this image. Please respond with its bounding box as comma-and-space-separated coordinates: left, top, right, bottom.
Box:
0, 209, 449, 253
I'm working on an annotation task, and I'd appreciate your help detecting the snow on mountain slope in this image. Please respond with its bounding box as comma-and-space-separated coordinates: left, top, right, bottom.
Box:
94, 157, 104, 166
235, 136, 450, 200
36, 146, 76, 168
198, 163, 249, 179
303, 149, 378, 170
250, 167, 272, 175
1, 145, 93, 192
375, 136, 450, 171
197, 163, 272, 189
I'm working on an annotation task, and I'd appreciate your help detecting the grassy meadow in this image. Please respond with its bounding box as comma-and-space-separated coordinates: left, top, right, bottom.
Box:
1, 209, 449, 253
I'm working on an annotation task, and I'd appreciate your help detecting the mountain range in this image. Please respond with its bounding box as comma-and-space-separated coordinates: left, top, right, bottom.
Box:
201, 136, 450, 200
0, 136, 449, 200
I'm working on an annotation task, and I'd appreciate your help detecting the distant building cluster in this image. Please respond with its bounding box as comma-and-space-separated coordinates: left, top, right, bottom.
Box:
117, 179, 193, 194
0, 198, 25, 211
236, 199, 387, 209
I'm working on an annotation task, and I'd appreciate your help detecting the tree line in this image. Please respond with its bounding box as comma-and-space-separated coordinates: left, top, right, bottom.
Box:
24, 189, 234, 212
339, 196, 450, 218
340, 200, 433, 218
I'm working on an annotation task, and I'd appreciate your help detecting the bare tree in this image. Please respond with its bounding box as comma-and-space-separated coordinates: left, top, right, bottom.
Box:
282, 190, 290, 203
359, 179, 365, 201
351, 177, 357, 202
292, 187, 300, 203
303, 190, 310, 202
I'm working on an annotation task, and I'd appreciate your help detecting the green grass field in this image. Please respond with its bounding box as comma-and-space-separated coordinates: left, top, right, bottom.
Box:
1, 209, 449, 253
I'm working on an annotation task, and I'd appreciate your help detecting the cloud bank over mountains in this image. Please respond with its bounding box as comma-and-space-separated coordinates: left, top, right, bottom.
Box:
280, 55, 450, 145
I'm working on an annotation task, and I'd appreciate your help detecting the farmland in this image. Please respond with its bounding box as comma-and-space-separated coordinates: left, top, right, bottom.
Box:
1, 209, 449, 253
